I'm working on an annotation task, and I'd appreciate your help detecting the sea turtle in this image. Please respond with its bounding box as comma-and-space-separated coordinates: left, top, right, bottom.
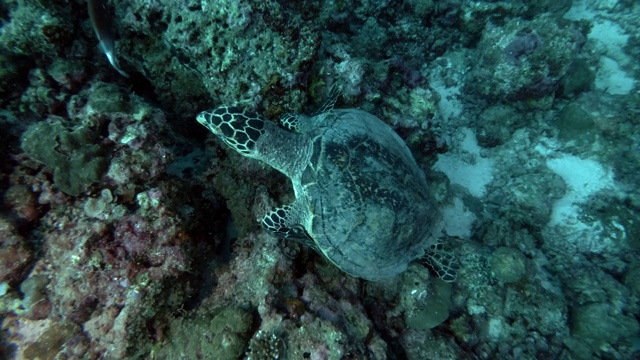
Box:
197, 89, 456, 282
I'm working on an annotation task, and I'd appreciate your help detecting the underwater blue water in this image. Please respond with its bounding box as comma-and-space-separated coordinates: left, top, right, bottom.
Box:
0, 0, 638, 359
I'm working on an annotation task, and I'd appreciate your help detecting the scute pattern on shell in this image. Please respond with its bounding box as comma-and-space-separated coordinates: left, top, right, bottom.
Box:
297, 109, 439, 280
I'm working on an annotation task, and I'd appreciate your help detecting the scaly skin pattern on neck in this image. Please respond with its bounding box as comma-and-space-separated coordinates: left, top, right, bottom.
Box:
196, 106, 311, 179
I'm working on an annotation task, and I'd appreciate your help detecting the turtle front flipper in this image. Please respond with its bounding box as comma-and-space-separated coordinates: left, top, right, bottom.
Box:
419, 239, 459, 283
280, 113, 303, 132
313, 83, 341, 116
261, 202, 317, 250
279, 84, 341, 133
196, 106, 266, 157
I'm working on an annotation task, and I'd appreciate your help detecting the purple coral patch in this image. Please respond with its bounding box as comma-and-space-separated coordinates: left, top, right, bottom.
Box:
504, 33, 542, 64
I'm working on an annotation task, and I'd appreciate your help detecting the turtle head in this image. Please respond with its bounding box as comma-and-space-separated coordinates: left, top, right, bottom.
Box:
197, 106, 266, 157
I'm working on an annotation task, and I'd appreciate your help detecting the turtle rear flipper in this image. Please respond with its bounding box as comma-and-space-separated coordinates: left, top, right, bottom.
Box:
280, 113, 305, 132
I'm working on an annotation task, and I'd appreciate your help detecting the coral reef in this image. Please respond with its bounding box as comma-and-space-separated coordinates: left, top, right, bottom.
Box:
0, 0, 639, 359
